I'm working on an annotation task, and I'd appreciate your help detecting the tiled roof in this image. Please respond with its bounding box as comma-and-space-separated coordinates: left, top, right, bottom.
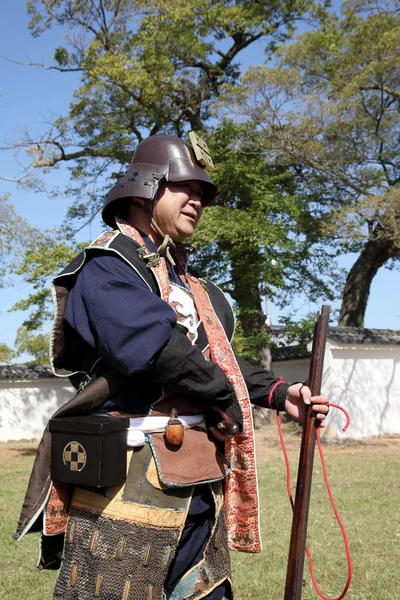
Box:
271, 327, 400, 362
271, 345, 311, 362
0, 364, 55, 380
327, 327, 400, 345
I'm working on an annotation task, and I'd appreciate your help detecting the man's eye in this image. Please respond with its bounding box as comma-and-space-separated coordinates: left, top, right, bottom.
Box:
191, 187, 203, 197
179, 183, 202, 197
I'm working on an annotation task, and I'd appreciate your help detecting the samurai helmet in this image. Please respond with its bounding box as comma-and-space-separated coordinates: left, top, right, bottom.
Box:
102, 134, 219, 228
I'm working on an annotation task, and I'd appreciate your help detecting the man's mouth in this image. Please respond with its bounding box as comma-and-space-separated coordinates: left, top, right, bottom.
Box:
181, 211, 197, 222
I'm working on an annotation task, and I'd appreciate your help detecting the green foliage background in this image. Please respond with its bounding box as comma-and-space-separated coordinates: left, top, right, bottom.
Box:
2, 0, 400, 359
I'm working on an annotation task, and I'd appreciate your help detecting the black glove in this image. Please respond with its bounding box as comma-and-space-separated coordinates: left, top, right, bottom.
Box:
153, 324, 243, 431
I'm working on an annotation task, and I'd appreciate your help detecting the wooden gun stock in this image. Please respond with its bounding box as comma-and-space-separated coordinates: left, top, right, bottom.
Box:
284, 305, 331, 600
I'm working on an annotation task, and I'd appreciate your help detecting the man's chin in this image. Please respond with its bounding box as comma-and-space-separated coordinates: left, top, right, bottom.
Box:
174, 233, 191, 243
174, 226, 195, 243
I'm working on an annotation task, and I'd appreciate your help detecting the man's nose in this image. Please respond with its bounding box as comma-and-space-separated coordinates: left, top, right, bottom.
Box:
188, 194, 202, 205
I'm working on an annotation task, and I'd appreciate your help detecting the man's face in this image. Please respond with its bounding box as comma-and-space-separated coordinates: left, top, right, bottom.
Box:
154, 180, 203, 242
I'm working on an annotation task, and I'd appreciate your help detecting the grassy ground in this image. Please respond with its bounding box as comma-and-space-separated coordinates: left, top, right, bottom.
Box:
0, 428, 399, 600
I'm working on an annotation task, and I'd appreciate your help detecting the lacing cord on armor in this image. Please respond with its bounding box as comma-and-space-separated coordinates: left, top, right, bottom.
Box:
150, 216, 177, 266
268, 379, 353, 600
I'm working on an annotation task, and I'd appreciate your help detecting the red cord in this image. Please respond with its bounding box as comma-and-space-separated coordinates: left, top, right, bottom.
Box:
276, 401, 352, 600
267, 376, 286, 409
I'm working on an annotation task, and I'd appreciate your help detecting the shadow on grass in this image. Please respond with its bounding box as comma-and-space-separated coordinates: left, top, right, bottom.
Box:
0, 442, 39, 459
321, 433, 400, 447
19, 448, 38, 457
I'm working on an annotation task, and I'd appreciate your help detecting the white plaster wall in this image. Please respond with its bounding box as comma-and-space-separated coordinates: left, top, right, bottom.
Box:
272, 359, 310, 388
0, 379, 75, 442
273, 345, 400, 440
3, 347, 399, 442
323, 345, 400, 440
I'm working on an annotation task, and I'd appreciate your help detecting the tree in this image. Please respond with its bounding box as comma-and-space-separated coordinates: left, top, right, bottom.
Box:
14, 326, 50, 365
10, 233, 85, 331
6, 0, 318, 227
191, 121, 341, 362
0, 195, 35, 287
4, 1, 343, 361
215, 0, 400, 326
0, 343, 15, 364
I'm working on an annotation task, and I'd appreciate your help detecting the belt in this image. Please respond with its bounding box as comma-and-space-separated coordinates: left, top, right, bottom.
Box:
92, 412, 206, 447
127, 414, 206, 447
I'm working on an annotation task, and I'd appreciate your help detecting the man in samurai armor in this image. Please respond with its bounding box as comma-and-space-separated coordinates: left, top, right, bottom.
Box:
15, 133, 329, 600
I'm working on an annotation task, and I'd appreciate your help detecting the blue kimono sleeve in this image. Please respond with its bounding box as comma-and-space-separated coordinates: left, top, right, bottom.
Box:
64, 253, 177, 377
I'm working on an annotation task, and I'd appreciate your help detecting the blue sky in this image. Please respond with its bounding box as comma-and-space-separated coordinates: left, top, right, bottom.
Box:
0, 3, 399, 355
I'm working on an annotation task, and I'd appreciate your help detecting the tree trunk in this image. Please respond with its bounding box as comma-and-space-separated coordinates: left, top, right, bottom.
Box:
230, 260, 271, 366
338, 237, 399, 327
236, 282, 267, 343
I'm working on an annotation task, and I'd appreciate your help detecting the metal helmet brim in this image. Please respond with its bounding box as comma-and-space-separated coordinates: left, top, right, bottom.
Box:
102, 135, 219, 228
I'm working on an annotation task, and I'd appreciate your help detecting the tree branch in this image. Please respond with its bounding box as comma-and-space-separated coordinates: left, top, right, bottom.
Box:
0, 174, 31, 184
360, 84, 400, 100
104, 78, 141, 103
35, 144, 113, 167
216, 32, 263, 72
110, 0, 123, 26
0, 53, 83, 73
270, 134, 370, 197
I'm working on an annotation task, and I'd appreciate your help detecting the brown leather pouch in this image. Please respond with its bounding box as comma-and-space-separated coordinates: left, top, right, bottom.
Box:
149, 427, 229, 487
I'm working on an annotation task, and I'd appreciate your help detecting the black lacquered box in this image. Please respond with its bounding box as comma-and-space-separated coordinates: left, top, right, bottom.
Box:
49, 415, 130, 487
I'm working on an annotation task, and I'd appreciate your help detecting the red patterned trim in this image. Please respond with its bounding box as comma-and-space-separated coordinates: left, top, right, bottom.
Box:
43, 483, 70, 536
116, 217, 170, 299
88, 230, 120, 249
186, 274, 261, 553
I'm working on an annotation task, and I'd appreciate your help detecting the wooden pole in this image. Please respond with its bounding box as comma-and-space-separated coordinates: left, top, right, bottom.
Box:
284, 305, 331, 600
